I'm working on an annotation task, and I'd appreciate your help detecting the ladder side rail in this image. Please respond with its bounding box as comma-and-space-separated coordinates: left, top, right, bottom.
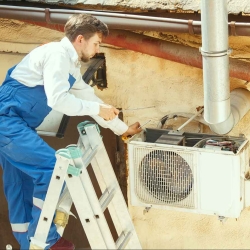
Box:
84, 125, 142, 249
91, 149, 142, 249
55, 187, 74, 236
90, 155, 123, 233
65, 173, 109, 249
72, 155, 117, 249
78, 127, 123, 231
77, 134, 108, 191
30, 153, 70, 249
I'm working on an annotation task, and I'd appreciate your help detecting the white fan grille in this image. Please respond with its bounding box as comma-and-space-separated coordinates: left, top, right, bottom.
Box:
133, 146, 196, 208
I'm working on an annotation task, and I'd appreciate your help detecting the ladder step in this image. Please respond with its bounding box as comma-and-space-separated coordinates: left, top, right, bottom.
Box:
81, 145, 98, 167
99, 187, 116, 212
116, 231, 133, 250
66, 144, 98, 168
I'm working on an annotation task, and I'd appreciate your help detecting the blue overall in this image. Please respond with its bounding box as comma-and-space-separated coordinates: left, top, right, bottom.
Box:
0, 66, 76, 249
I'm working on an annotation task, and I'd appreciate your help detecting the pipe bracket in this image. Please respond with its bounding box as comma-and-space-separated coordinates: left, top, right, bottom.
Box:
230, 21, 237, 36
199, 48, 232, 57
45, 8, 51, 23
188, 20, 194, 35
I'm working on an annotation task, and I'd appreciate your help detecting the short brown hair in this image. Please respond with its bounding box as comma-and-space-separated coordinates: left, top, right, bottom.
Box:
64, 14, 109, 42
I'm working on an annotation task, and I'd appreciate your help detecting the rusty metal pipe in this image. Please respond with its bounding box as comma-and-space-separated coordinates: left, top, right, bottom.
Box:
12, 19, 250, 83
105, 30, 250, 82
2, 5, 250, 82
106, 30, 202, 68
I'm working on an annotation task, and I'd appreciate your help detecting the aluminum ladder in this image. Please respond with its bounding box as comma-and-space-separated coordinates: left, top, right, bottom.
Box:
30, 121, 142, 249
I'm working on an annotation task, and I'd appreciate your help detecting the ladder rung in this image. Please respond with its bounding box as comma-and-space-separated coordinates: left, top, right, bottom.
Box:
82, 145, 98, 167
116, 231, 133, 250
99, 187, 116, 212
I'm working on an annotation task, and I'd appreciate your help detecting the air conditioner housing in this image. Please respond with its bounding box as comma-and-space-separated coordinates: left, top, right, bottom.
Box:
128, 128, 249, 218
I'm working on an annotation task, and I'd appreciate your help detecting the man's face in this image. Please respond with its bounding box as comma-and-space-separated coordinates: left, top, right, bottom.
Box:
79, 32, 102, 62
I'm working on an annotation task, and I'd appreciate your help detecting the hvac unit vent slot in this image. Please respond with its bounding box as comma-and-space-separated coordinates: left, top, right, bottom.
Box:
134, 147, 195, 209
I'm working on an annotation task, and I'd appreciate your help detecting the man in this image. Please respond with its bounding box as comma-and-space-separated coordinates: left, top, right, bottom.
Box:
0, 14, 141, 249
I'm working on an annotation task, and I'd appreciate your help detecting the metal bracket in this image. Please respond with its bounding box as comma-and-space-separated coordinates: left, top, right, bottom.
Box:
143, 206, 152, 214
67, 164, 82, 177
77, 121, 100, 136
229, 21, 237, 36
82, 55, 107, 89
188, 19, 194, 35
218, 215, 228, 224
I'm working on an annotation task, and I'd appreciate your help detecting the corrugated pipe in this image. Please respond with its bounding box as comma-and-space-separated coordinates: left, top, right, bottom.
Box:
201, 0, 250, 134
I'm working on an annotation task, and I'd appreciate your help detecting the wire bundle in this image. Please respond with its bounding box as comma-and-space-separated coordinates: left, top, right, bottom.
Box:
205, 139, 238, 153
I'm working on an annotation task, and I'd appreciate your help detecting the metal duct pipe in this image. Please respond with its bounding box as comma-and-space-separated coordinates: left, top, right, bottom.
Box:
201, 0, 232, 132
209, 88, 250, 134
201, 0, 250, 135
0, 5, 201, 33
230, 89, 250, 126
2, 5, 250, 36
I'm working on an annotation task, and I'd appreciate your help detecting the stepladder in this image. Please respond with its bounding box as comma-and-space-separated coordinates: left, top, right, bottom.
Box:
30, 121, 142, 250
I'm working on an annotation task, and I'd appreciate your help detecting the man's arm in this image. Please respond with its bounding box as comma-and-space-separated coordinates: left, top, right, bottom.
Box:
70, 73, 141, 136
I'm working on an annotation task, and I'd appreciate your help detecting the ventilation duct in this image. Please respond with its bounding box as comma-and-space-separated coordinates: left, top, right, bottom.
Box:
201, 0, 250, 134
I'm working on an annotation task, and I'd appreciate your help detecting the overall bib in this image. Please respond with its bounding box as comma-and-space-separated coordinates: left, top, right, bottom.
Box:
0, 66, 76, 249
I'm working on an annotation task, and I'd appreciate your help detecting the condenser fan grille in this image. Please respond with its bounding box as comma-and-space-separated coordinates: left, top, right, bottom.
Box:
134, 147, 195, 208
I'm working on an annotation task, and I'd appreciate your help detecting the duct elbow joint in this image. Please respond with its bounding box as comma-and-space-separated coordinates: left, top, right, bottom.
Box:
209, 112, 234, 135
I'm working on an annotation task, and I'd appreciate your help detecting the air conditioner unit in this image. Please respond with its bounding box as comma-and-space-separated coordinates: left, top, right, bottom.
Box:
128, 128, 249, 219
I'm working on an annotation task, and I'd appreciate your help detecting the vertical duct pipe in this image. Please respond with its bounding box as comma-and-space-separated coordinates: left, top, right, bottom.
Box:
201, 0, 250, 134
201, 0, 233, 134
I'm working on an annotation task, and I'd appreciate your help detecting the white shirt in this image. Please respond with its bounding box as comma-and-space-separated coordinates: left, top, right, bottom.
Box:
10, 37, 128, 135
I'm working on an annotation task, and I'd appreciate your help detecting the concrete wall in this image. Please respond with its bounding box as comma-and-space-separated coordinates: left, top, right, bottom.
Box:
2, 19, 250, 249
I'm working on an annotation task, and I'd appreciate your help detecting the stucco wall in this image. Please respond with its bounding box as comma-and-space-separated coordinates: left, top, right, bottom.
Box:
2, 20, 250, 249
100, 43, 250, 250
32, 0, 250, 14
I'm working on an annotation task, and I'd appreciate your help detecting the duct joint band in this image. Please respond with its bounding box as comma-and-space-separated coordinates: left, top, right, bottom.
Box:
199, 48, 232, 57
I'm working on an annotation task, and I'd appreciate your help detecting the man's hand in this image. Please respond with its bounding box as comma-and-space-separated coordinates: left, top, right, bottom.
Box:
98, 104, 119, 121
122, 122, 142, 138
